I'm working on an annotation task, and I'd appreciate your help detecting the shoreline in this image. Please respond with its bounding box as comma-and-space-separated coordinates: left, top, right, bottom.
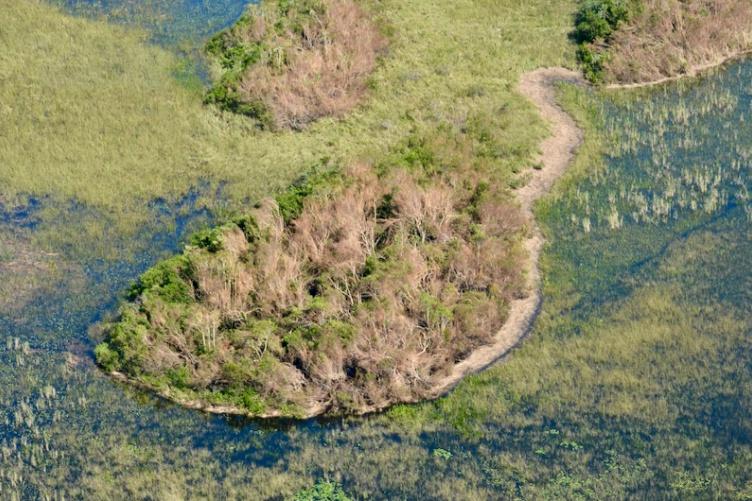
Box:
605, 50, 752, 90
110, 67, 587, 420
421, 68, 586, 400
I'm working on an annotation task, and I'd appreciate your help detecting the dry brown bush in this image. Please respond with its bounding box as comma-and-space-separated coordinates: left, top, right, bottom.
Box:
146, 162, 527, 412
236, 0, 387, 129
604, 0, 752, 83
104, 126, 531, 415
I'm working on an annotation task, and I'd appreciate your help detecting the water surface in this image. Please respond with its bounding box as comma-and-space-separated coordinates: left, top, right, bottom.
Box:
54, 0, 252, 47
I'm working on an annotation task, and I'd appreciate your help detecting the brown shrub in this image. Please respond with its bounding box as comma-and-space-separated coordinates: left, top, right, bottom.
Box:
236, 0, 387, 129
105, 127, 531, 415
603, 0, 752, 83
194, 164, 521, 410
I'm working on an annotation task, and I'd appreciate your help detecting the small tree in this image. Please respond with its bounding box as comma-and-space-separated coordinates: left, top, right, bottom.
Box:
293, 480, 352, 501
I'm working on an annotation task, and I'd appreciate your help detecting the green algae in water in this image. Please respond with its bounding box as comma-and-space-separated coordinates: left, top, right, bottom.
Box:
2, 22, 752, 501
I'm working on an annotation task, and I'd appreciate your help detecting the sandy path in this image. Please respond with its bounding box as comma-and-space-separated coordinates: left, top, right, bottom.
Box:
422, 68, 586, 399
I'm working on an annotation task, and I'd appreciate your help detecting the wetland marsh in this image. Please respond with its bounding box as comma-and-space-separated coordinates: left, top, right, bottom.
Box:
0, 0, 751, 498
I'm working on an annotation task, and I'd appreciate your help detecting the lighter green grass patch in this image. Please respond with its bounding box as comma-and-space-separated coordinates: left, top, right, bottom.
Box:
0, 0, 578, 224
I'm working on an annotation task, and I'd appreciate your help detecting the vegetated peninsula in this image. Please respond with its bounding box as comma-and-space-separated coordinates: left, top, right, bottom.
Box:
575, 0, 752, 84
204, 0, 387, 129
94, 0, 560, 419
96, 133, 528, 417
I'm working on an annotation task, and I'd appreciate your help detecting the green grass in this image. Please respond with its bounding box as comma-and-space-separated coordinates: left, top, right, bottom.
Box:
0, 0, 577, 222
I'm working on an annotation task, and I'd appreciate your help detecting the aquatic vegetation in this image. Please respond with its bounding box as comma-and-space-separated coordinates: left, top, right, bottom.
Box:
555, 71, 751, 236
0, 0, 583, 489
0, 229, 78, 316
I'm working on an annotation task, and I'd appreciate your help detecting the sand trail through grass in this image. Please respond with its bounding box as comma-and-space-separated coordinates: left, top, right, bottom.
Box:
419, 68, 586, 400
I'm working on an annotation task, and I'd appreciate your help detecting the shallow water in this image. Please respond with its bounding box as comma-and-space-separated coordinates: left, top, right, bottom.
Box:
2, 5, 751, 499
50, 0, 254, 83
53, 0, 251, 47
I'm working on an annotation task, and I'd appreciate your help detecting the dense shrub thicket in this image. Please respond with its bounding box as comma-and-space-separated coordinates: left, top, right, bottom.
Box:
96, 123, 528, 416
575, 0, 752, 84
204, 0, 387, 129
573, 0, 632, 44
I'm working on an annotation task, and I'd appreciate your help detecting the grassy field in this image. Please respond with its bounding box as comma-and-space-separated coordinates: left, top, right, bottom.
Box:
0, 0, 577, 220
